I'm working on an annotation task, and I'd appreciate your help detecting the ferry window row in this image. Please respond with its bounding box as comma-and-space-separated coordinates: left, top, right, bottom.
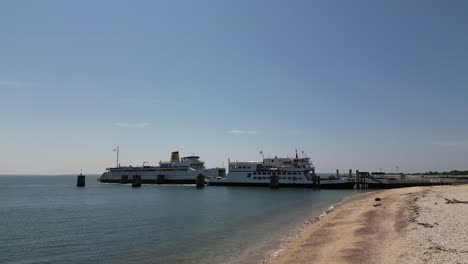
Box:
253, 172, 302, 176
252, 176, 303, 181
230, 166, 252, 169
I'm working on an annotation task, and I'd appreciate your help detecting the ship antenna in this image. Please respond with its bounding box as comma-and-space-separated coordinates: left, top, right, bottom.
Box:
295, 149, 298, 159
259, 150, 264, 161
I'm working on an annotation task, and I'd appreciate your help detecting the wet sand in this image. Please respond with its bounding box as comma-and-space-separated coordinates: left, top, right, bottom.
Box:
266, 185, 468, 264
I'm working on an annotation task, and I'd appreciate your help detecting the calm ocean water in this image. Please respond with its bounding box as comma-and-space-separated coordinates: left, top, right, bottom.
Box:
0, 175, 365, 264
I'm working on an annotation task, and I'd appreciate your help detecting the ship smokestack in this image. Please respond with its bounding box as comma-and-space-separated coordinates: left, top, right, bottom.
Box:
170, 151, 180, 163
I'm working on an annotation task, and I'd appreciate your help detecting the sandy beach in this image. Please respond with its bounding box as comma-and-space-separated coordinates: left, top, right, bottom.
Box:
267, 185, 468, 264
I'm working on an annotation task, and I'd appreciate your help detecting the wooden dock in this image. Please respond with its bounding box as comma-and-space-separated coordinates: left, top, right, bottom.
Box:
355, 171, 452, 189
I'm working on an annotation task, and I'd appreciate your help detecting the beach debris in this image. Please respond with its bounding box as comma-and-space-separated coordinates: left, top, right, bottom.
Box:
417, 222, 434, 228
375, 197, 381, 201
428, 245, 444, 251
444, 198, 468, 204
428, 245, 458, 253
400, 192, 414, 196
373, 203, 382, 207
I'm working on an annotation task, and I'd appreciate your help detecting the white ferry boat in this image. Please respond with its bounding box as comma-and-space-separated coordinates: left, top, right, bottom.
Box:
99, 151, 225, 184
209, 151, 355, 189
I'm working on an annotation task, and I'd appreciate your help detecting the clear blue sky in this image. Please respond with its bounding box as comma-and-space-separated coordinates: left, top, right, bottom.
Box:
1, 0, 467, 174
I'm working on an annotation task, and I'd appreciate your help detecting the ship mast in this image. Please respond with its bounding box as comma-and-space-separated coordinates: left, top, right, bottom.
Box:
114, 146, 119, 168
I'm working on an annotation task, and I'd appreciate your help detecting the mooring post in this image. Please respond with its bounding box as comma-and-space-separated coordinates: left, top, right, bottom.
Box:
312, 167, 317, 190
366, 172, 369, 189
356, 170, 360, 189
363, 172, 366, 189
132, 175, 141, 187
120, 175, 128, 184
196, 173, 205, 188
365, 172, 369, 189
317, 175, 321, 191
157, 174, 165, 184
76, 173, 85, 187
365, 172, 368, 189
269, 172, 280, 189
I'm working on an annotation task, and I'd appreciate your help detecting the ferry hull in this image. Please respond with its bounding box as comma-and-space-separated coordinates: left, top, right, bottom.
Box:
317, 182, 356, 189
208, 181, 355, 189
99, 167, 223, 185
98, 178, 199, 185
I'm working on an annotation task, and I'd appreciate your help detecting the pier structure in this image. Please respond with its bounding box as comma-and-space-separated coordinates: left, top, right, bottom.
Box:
355, 171, 452, 189
355, 171, 370, 189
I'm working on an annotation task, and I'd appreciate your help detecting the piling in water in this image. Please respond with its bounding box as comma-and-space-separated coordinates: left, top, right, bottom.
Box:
312, 167, 317, 190
196, 174, 205, 188
157, 174, 165, 184
76, 174, 85, 187
132, 175, 142, 187
356, 170, 360, 189
270, 173, 279, 188
120, 175, 128, 184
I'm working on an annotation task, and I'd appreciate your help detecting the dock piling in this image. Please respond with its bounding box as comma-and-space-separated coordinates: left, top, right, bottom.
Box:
196, 174, 205, 188
157, 174, 165, 184
356, 170, 360, 189
132, 175, 142, 187
312, 167, 317, 190
76, 173, 85, 187
120, 175, 128, 184
317, 175, 321, 191
270, 173, 280, 188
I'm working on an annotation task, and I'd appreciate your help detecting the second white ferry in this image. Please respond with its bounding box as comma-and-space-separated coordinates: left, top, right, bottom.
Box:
208, 151, 355, 189
99, 151, 225, 184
